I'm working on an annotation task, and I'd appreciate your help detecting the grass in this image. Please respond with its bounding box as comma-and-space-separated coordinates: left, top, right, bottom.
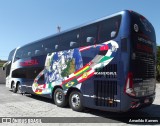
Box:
0, 61, 6, 68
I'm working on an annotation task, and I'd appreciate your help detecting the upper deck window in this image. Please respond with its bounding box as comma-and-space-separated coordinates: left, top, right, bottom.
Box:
98, 15, 121, 43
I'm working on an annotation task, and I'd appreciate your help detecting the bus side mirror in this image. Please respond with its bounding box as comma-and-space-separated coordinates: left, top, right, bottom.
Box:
70, 42, 77, 47
111, 31, 116, 38
87, 37, 95, 43
2, 67, 5, 71
2, 62, 7, 71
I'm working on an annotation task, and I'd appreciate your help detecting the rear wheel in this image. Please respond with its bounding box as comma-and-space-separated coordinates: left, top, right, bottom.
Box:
16, 82, 21, 93
12, 81, 17, 93
54, 88, 68, 107
69, 91, 84, 112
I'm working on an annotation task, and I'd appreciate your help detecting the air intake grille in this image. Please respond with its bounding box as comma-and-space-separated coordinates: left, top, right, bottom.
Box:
94, 80, 117, 107
133, 52, 155, 79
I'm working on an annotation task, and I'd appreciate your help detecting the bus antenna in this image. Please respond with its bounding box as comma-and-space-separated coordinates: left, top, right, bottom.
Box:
57, 26, 61, 33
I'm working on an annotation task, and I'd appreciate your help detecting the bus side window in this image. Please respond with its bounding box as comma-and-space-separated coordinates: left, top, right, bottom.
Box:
80, 24, 98, 47
35, 50, 41, 55
55, 45, 58, 50
28, 52, 32, 57
70, 42, 77, 48
43, 37, 59, 54
98, 16, 121, 44
121, 38, 128, 52
59, 30, 80, 50
99, 20, 113, 43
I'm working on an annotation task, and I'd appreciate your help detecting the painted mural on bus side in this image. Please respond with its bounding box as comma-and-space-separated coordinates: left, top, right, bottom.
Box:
32, 40, 119, 94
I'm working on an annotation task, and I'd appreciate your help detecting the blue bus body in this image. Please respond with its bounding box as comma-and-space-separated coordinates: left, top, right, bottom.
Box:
6, 10, 156, 112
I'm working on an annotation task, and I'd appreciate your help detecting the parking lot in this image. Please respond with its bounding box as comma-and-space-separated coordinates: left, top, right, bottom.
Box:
0, 83, 160, 125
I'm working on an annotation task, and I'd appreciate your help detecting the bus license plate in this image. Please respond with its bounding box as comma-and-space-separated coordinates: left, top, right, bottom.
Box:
144, 99, 149, 103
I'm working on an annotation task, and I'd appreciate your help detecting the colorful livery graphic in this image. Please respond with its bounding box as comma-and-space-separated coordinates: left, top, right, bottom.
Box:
3, 10, 156, 112
32, 40, 118, 95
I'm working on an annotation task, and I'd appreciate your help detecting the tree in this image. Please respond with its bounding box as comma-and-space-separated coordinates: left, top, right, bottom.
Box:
157, 46, 160, 82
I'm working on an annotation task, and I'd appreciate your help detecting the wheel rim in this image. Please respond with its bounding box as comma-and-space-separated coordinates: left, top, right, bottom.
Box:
56, 91, 63, 104
17, 84, 21, 93
71, 94, 80, 108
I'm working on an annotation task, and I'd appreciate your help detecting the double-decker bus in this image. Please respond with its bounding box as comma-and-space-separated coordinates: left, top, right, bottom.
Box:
3, 10, 156, 112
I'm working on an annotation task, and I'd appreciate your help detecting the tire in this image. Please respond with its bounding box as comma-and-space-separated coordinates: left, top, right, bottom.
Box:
16, 82, 21, 94
69, 91, 84, 112
12, 81, 17, 93
54, 88, 68, 107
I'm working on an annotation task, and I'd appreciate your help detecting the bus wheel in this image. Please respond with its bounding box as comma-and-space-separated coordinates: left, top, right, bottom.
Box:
17, 82, 21, 94
12, 82, 17, 93
54, 88, 67, 107
69, 91, 84, 112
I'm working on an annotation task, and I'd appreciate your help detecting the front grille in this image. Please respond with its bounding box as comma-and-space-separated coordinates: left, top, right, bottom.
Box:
94, 80, 117, 107
95, 64, 117, 78
133, 52, 155, 79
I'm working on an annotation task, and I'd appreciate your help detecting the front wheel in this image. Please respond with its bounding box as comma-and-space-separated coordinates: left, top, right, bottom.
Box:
54, 88, 68, 107
69, 91, 84, 112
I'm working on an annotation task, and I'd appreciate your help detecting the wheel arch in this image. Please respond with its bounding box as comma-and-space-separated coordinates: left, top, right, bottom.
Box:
51, 85, 63, 99
66, 87, 81, 98
11, 80, 14, 88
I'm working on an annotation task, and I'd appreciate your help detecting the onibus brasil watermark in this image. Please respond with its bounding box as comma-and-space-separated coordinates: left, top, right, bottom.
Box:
1, 117, 42, 124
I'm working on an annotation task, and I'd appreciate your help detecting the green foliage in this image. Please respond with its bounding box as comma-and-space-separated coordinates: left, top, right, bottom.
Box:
0, 63, 3, 67
157, 46, 160, 64
61, 59, 75, 77
0, 60, 7, 68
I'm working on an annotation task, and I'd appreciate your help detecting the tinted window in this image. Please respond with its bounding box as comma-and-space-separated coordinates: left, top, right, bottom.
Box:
14, 37, 60, 61
98, 15, 121, 43
12, 67, 43, 79
59, 30, 80, 50
43, 37, 59, 53
8, 49, 15, 61
80, 24, 98, 47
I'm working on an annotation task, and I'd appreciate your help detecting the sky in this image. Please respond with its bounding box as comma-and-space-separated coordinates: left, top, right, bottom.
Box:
0, 0, 159, 60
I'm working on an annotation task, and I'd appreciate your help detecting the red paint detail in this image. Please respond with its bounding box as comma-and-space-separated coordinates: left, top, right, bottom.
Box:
100, 45, 109, 51
79, 46, 90, 52
35, 89, 42, 92
136, 43, 153, 53
124, 72, 136, 97
60, 76, 76, 86
138, 33, 151, 41
20, 59, 39, 66
43, 84, 46, 88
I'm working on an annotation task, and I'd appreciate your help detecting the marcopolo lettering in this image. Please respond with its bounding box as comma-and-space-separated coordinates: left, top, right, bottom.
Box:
94, 72, 117, 76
